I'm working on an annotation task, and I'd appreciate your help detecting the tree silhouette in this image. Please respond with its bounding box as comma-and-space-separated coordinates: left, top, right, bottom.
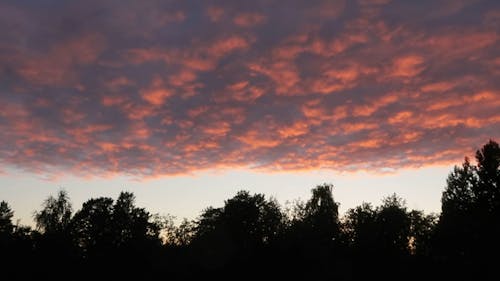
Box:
475, 140, 500, 213
437, 157, 477, 261
436, 140, 500, 280
173, 218, 195, 246
190, 190, 285, 277
32, 190, 75, 280
34, 190, 72, 234
0, 201, 14, 234
408, 210, 436, 256
70, 192, 161, 280
472, 140, 500, 279
111, 192, 157, 247
282, 184, 343, 280
343, 202, 377, 254
303, 184, 340, 241
0, 201, 15, 257
376, 194, 411, 256
0, 201, 26, 281
441, 158, 477, 217
222, 191, 284, 247
70, 197, 114, 257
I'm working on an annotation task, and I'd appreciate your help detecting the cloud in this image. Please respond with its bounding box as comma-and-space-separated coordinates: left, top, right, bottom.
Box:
234, 13, 267, 27
0, 0, 499, 178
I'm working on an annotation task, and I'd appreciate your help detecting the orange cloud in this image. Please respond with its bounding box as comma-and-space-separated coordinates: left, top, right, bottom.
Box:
278, 121, 309, 138
237, 131, 282, 149
169, 69, 197, 87
388, 111, 413, 124
141, 88, 172, 106
352, 94, 399, 117
140, 76, 173, 105
391, 55, 425, 78
202, 122, 231, 137
208, 36, 250, 57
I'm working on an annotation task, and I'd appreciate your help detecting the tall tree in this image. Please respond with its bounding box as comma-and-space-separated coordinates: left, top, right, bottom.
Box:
0, 201, 14, 234
32, 190, 75, 280
303, 184, 340, 242
191, 190, 285, 277
375, 194, 411, 256
111, 192, 157, 247
436, 140, 500, 279
474, 140, 500, 213
70, 197, 114, 256
408, 210, 436, 256
342, 202, 377, 253
438, 158, 478, 258
222, 191, 284, 247
34, 190, 72, 234
441, 158, 477, 218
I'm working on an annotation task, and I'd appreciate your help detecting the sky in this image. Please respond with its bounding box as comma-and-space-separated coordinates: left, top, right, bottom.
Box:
0, 0, 499, 226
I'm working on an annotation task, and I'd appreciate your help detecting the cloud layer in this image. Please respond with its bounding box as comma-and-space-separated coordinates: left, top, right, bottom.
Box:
0, 0, 499, 177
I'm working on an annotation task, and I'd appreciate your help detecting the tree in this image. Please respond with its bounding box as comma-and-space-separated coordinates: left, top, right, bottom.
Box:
222, 191, 284, 247
375, 194, 411, 256
408, 210, 436, 256
441, 158, 477, 217
0, 201, 14, 234
280, 184, 342, 280
173, 218, 196, 246
190, 190, 285, 276
111, 192, 158, 247
34, 190, 72, 234
471, 140, 500, 276
0, 201, 37, 281
437, 158, 478, 257
435, 140, 500, 279
70, 192, 160, 280
191, 206, 231, 271
342, 202, 377, 253
32, 190, 75, 280
70, 197, 114, 256
0, 201, 15, 253
474, 140, 500, 213
440, 140, 500, 218
303, 184, 340, 242
194, 206, 223, 239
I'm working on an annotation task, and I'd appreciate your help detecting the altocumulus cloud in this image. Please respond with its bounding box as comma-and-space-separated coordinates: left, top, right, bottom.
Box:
0, 0, 499, 178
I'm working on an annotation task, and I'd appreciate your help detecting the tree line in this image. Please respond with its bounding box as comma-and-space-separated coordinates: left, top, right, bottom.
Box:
1, 140, 499, 280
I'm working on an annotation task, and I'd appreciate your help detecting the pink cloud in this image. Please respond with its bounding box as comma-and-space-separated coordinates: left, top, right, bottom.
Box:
140, 76, 173, 106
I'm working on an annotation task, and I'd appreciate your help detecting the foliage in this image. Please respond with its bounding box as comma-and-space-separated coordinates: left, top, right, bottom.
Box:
34, 190, 72, 234
0, 201, 14, 234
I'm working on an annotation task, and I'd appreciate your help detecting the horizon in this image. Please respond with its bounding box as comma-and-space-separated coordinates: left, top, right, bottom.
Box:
2, 163, 455, 227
